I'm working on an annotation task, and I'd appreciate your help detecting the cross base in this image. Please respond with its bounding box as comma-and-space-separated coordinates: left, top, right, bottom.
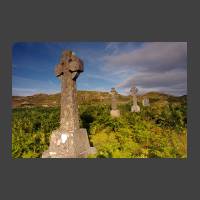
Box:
42, 128, 96, 158
110, 109, 120, 117
131, 105, 140, 112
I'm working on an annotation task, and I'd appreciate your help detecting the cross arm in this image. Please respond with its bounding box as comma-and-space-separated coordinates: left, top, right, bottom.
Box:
55, 64, 64, 77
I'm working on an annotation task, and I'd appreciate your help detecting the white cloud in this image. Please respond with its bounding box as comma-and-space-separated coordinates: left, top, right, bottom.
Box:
103, 42, 187, 72
102, 42, 187, 96
12, 42, 187, 96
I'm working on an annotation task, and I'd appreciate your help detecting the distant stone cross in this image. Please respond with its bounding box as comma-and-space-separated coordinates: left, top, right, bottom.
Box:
130, 83, 140, 112
110, 88, 120, 117
142, 97, 150, 106
110, 88, 117, 110
55, 50, 83, 132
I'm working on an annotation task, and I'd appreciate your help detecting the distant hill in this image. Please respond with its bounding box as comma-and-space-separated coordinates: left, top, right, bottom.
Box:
12, 90, 187, 108
12, 91, 112, 108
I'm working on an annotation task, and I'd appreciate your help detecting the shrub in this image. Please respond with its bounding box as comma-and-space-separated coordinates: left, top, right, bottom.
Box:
12, 102, 187, 158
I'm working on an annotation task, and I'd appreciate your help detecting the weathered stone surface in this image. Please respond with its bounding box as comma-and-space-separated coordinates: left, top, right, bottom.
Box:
42, 128, 96, 158
130, 82, 140, 113
42, 50, 96, 158
142, 97, 150, 106
131, 105, 140, 112
42, 129, 76, 158
110, 110, 120, 117
76, 129, 97, 158
110, 88, 117, 110
110, 88, 120, 117
55, 50, 83, 132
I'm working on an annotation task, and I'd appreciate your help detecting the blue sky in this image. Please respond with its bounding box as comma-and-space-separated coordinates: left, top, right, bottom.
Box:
12, 42, 187, 96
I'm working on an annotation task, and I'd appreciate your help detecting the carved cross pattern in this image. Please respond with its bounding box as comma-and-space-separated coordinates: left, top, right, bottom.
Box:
110, 88, 117, 96
130, 86, 138, 96
55, 50, 84, 80
54, 50, 84, 132
110, 88, 117, 110
130, 83, 139, 108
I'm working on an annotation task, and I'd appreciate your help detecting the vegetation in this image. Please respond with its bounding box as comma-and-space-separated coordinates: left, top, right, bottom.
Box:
12, 95, 187, 158
12, 107, 60, 158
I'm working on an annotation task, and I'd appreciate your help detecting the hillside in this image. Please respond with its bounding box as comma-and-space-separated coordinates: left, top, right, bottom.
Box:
12, 90, 187, 108
12, 91, 187, 158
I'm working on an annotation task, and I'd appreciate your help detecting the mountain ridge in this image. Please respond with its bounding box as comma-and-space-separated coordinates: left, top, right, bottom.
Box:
12, 90, 187, 108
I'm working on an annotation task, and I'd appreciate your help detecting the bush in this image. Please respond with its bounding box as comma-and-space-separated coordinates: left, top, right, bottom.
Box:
12, 107, 59, 158
12, 102, 187, 158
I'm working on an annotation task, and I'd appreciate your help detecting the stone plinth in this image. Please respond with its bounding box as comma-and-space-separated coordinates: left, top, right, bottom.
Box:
131, 105, 140, 112
110, 109, 120, 118
76, 129, 97, 157
42, 128, 96, 158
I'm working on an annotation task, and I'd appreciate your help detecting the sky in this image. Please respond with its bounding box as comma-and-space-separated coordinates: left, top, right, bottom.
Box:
12, 42, 187, 96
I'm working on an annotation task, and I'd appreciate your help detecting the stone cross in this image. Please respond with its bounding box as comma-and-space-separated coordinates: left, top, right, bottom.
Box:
110, 88, 120, 117
55, 50, 83, 132
142, 97, 150, 106
130, 83, 140, 112
42, 50, 96, 158
110, 88, 117, 110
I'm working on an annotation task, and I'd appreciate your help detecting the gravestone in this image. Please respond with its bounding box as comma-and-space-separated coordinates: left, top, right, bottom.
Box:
142, 97, 150, 106
130, 83, 140, 112
42, 50, 96, 158
110, 88, 120, 117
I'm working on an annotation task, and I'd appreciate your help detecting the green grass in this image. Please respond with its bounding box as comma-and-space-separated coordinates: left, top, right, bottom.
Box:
12, 102, 187, 158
